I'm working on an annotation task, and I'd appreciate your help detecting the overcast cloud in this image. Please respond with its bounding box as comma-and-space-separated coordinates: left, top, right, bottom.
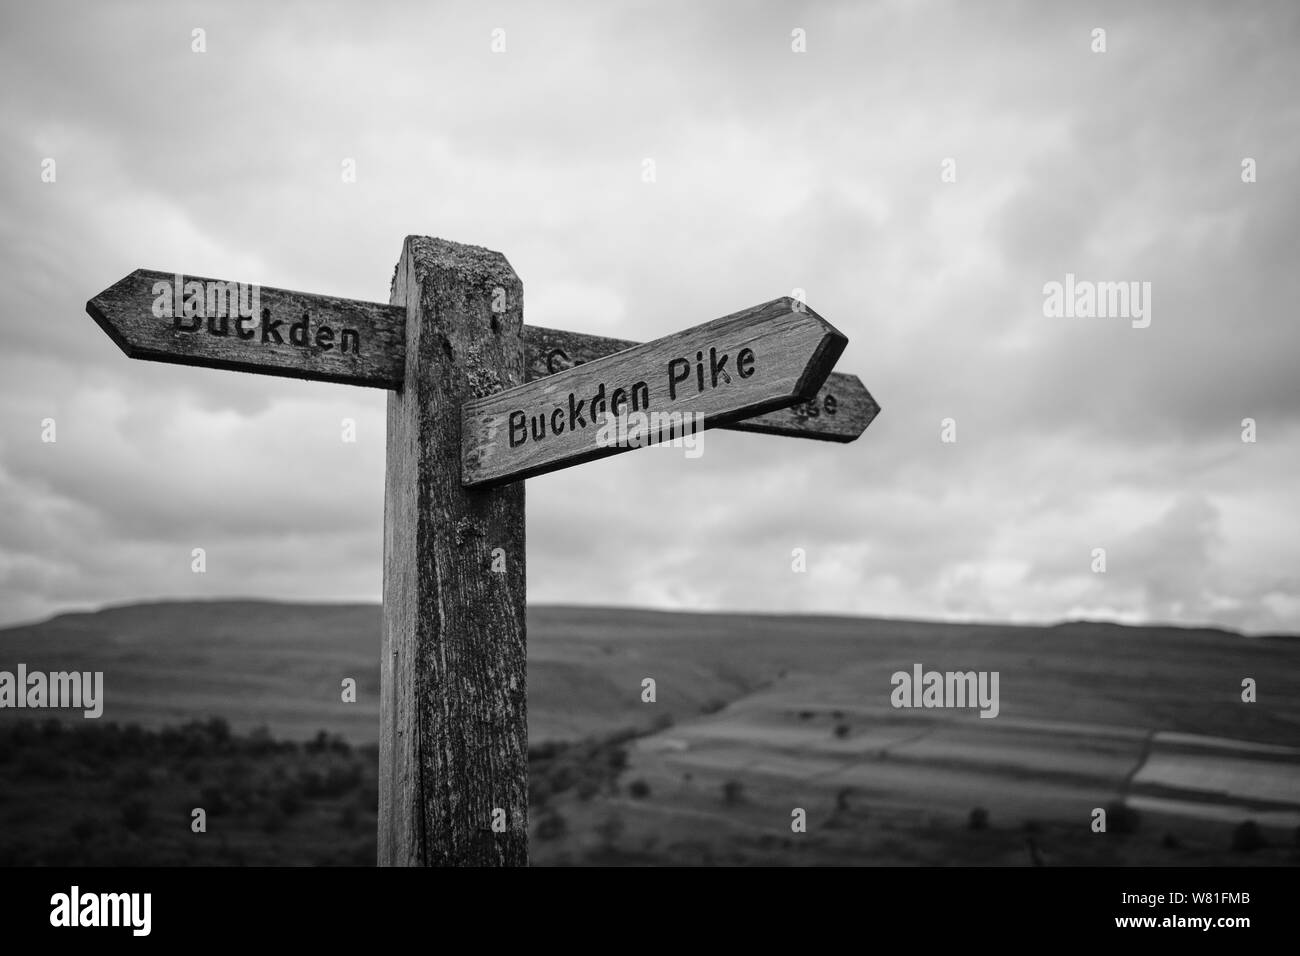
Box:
1, 0, 1297, 632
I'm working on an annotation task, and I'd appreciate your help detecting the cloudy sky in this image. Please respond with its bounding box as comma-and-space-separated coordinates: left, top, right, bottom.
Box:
1, 0, 1296, 632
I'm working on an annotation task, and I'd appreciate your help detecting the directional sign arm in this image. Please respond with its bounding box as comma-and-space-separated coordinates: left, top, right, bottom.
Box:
462, 298, 848, 487
521, 326, 878, 442
522, 326, 639, 379
87, 269, 406, 388
724, 371, 878, 441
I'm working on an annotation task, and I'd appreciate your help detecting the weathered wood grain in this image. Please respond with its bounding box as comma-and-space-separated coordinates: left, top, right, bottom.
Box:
380, 237, 528, 866
462, 298, 848, 487
522, 326, 879, 442
86, 269, 406, 388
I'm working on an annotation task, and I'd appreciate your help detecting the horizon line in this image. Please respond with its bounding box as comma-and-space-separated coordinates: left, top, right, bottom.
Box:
4, 595, 1295, 641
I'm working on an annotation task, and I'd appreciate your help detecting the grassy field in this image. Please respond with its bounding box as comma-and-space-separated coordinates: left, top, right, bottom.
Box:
1, 601, 1297, 865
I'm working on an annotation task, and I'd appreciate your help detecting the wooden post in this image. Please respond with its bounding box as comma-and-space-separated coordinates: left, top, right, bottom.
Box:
380, 236, 528, 866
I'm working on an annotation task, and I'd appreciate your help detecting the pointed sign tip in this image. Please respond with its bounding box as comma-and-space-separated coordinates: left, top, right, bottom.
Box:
790, 323, 847, 404
85, 296, 136, 359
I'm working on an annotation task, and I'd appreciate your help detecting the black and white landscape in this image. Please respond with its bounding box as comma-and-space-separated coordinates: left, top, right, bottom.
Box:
1, 1, 1297, 872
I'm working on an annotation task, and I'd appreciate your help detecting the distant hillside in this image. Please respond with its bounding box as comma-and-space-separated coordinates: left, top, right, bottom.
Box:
3, 600, 1299, 866
1, 600, 1296, 745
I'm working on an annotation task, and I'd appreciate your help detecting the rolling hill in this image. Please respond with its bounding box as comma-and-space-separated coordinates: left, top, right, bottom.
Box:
1, 601, 1297, 865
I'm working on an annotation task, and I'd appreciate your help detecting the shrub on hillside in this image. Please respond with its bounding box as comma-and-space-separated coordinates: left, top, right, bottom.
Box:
1106, 800, 1141, 834
536, 813, 567, 840
277, 784, 304, 816
111, 765, 153, 794
120, 799, 151, 832
305, 730, 350, 756
529, 740, 564, 762
247, 726, 277, 756
1231, 820, 1266, 853
605, 745, 628, 773
261, 806, 287, 834
595, 814, 625, 846
324, 763, 363, 796
19, 750, 67, 781
69, 817, 99, 844
199, 785, 230, 815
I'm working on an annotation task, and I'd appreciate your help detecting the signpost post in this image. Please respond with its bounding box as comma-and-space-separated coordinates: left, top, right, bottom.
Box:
85, 235, 880, 866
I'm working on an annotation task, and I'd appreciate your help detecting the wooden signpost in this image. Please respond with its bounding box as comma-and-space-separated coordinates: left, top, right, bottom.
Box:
88, 269, 879, 439
85, 235, 880, 866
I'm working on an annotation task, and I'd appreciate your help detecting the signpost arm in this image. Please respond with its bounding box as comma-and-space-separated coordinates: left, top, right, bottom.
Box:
380, 236, 528, 866
522, 325, 879, 443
